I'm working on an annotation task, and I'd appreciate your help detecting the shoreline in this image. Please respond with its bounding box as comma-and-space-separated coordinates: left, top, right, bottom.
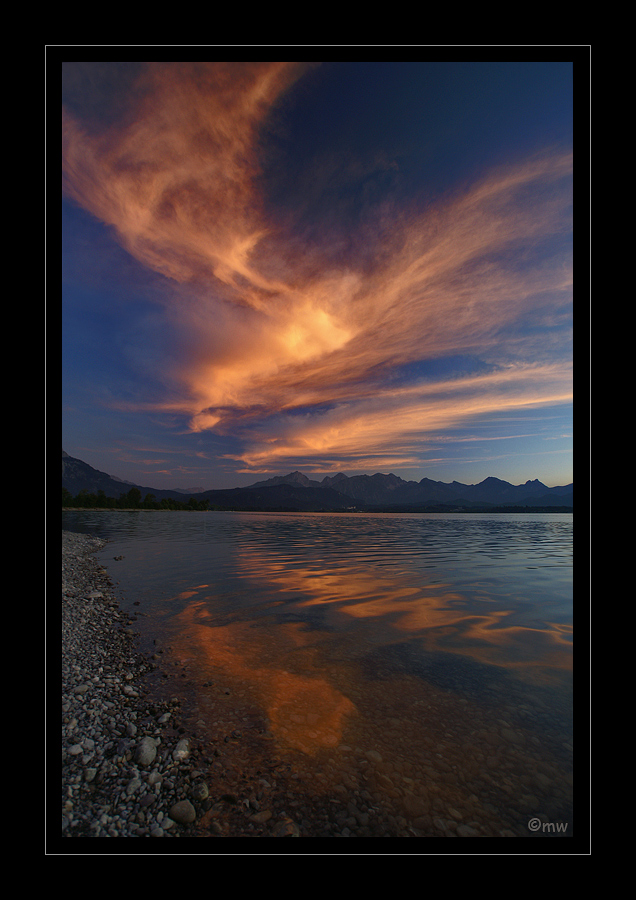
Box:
62, 507, 573, 514
61, 530, 210, 838
60, 530, 308, 841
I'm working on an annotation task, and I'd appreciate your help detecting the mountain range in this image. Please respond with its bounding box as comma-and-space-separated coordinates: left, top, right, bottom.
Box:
62, 450, 573, 511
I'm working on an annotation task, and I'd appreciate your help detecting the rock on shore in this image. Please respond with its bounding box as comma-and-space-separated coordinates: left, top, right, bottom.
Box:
61, 530, 214, 838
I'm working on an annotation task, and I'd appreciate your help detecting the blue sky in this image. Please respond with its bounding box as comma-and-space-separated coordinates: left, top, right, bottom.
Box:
61, 58, 577, 490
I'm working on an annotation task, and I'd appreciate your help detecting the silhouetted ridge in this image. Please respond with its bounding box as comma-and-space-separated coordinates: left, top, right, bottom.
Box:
62, 451, 572, 510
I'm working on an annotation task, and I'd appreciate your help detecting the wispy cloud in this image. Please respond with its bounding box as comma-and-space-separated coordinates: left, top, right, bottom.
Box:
222, 360, 573, 473
62, 62, 573, 475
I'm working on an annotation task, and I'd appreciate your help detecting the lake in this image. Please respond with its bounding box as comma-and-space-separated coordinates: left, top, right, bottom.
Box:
61, 509, 574, 838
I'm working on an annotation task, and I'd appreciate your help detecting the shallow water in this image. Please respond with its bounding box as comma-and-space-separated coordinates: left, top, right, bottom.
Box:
61, 509, 574, 838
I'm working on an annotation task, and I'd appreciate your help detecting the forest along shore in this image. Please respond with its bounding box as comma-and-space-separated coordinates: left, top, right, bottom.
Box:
61, 530, 309, 839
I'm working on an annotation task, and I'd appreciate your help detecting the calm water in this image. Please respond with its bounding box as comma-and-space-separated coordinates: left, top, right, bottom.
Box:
61, 510, 574, 837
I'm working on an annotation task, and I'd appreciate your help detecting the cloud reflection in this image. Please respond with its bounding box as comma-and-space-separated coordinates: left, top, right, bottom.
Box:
164, 546, 571, 756
172, 600, 357, 755
230, 553, 573, 685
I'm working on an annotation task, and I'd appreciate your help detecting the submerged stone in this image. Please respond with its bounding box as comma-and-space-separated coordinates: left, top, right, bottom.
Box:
169, 800, 196, 824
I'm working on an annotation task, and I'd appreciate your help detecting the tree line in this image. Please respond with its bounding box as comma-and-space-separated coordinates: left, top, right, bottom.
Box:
62, 487, 212, 511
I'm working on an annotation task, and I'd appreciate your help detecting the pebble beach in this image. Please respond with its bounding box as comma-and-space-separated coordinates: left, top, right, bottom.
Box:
62, 531, 205, 838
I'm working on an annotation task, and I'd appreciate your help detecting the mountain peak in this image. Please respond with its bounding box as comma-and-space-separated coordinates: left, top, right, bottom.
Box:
250, 470, 320, 489
321, 472, 348, 486
522, 478, 548, 493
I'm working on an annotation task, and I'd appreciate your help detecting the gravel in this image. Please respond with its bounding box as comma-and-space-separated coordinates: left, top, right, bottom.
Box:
62, 530, 211, 838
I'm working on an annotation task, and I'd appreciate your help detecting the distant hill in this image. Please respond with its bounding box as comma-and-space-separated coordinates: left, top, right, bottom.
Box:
62, 451, 573, 511
62, 451, 188, 502
195, 482, 354, 512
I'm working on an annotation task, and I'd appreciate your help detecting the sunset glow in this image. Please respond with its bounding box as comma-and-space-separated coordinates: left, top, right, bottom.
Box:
62, 60, 575, 489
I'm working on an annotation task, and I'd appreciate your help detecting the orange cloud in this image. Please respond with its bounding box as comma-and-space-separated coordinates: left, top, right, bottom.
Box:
62, 62, 306, 295
224, 360, 573, 471
62, 63, 573, 473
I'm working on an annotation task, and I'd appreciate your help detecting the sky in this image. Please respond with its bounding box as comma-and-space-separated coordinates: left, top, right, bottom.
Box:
61, 58, 576, 491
